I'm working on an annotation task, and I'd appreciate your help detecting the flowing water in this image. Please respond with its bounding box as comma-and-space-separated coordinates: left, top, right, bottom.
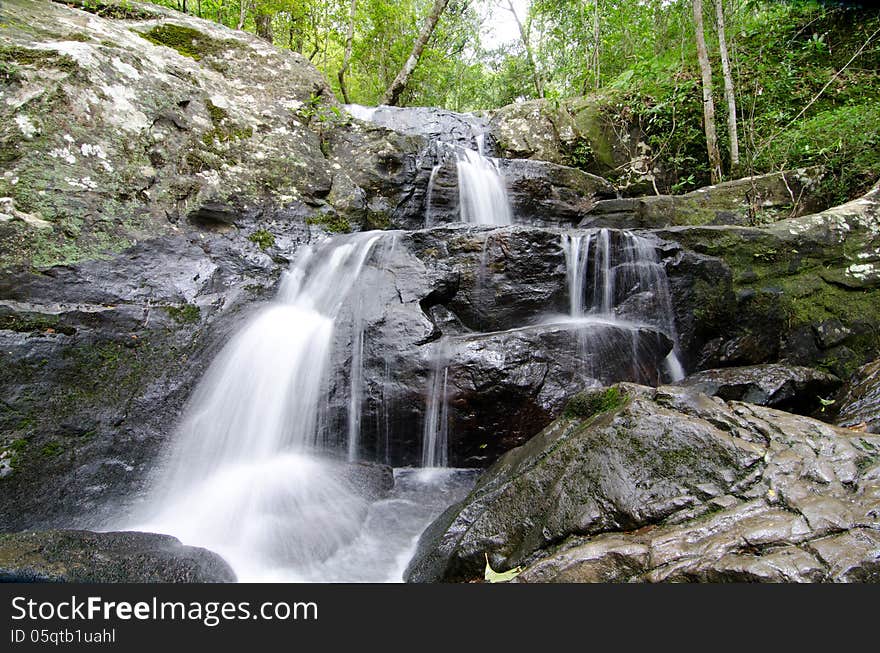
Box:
122, 233, 480, 581
454, 146, 513, 226
561, 228, 686, 381
121, 110, 691, 583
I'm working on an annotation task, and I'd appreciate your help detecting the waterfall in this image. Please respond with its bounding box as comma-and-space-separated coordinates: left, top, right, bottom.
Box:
561, 229, 686, 381
127, 232, 387, 580
455, 146, 513, 226
422, 339, 451, 469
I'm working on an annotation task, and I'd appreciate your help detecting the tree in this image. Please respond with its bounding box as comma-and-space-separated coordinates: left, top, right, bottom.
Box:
381, 0, 451, 106
507, 0, 543, 98
692, 0, 722, 183
714, 0, 739, 170
337, 0, 357, 104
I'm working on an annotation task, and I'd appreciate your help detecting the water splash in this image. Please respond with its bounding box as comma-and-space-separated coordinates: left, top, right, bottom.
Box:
125, 232, 388, 580
455, 146, 513, 226
561, 229, 686, 381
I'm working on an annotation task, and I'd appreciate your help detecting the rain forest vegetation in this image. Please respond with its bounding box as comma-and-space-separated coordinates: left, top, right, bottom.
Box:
144, 0, 879, 199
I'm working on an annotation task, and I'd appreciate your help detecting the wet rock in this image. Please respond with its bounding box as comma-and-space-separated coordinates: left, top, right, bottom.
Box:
405, 383, 880, 583
430, 321, 673, 465
497, 159, 615, 227
678, 364, 841, 416
0, 529, 235, 582
580, 168, 827, 228
836, 359, 880, 433
337, 460, 395, 502
655, 183, 880, 376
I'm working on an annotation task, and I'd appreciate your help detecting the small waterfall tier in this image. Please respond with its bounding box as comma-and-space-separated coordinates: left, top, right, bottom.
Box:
561, 228, 686, 381
344, 104, 512, 227
125, 232, 434, 581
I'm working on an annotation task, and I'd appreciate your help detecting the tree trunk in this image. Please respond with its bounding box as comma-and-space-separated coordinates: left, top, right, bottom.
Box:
714, 0, 739, 170
381, 0, 450, 106
237, 0, 248, 31
255, 13, 274, 43
338, 0, 357, 104
692, 0, 722, 183
507, 0, 543, 98
592, 0, 600, 90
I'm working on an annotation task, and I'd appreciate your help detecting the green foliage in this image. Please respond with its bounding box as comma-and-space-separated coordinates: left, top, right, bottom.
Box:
247, 228, 275, 250
306, 214, 351, 233
563, 386, 626, 420
484, 554, 522, 583
757, 103, 880, 205
162, 304, 201, 323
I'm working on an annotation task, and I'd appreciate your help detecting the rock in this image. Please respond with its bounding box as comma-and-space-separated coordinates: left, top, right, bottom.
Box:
425, 321, 673, 465
0, 529, 235, 582
488, 94, 651, 191
337, 460, 395, 502
813, 319, 853, 349
580, 168, 828, 228
677, 364, 841, 415
344, 104, 489, 151
405, 383, 880, 583
836, 359, 880, 433
0, 0, 349, 270
655, 183, 880, 377
497, 159, 615, 227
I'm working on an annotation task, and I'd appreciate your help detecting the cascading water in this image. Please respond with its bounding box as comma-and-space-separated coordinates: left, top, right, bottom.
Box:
421, 339, 451, 469
123, 232, 475, 581
455, 146, 513, 226
561, 228, 686, 381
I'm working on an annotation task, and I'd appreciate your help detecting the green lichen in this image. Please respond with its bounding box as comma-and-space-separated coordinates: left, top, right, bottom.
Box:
247, 229, 275, 251
306, 214, 351, 234
564, 386, 627, 419
0, 46, 78, 74
162, 304, 200, 324
39, 441, 62, 458
0, 313, 75, 336
140, 24, 238, 62
51, 0, 158, 20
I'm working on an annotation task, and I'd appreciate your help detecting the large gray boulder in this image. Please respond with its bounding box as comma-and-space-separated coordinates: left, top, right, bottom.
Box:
0, 529, 235, 582
405, 383, 880, 582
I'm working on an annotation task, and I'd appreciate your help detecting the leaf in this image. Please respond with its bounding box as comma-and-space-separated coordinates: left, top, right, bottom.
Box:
484, 554, 522, 583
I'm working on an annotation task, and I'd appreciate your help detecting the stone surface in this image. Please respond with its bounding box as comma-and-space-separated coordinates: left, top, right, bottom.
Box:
656, 183, 880, 377
579, 168, 827, 228
488, 94, 652, 191
836, 359, 880, 433
405, 383, 880, 583
0, 529, 235, 582
678, 364, 841, 416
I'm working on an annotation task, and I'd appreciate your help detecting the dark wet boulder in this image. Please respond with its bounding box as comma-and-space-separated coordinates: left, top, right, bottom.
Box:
0, 529, 235, 582
497, 159, 615, 227
836, 359, 880, 433
677, 364, 841, 416
405, 383, 880, 583
654, 183, 880, 377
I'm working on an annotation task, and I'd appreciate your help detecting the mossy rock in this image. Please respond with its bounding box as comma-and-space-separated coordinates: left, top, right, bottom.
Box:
563, 386, 628, 419
139, 24, 240, 62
